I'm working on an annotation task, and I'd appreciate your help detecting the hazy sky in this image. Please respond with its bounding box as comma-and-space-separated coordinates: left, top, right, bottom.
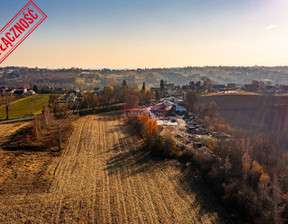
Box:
1, 0, 288, 69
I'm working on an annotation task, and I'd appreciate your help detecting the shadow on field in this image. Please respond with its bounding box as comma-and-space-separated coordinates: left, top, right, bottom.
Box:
104, 117, 234, 223
94, 111, 122, 121
176, 166, 236, 223
103, 121, 168, 178
104, 140, 234, 223
104, 142, 167, 178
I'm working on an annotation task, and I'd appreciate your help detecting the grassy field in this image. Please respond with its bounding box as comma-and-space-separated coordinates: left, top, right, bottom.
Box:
0, 94, 52, 120
203, 90, 260, 96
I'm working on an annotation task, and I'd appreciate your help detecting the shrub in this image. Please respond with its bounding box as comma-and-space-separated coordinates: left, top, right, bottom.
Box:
148, 134, 178, 158
179, 150, 194, 162
54, 104, 68, 118
128, 116, 179, 158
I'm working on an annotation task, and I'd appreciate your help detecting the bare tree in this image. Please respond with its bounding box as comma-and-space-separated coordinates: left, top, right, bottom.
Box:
85, 92, 98, 111
202, 76, 213, 92
0, 92, 15, 120
184, 91, 199, 113
103, 85, 114, 108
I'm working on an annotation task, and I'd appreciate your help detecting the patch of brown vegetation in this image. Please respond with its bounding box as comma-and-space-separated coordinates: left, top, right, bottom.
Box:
200, 95, 288, 148
1, 113, 231, 223
0, 150, 59, 194
127, 116, 179, 158
2, 111, 78, 152
0, 111, 78, 195
0, 122, 30, 144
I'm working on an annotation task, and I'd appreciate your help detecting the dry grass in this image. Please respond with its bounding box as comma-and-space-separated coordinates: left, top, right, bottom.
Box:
2, 113, 78, 151
0, 122, 30, 144
203, 90, 260, 97
200, 94, 288, 148
0, 113, 231, 223
0, 121, 61, 195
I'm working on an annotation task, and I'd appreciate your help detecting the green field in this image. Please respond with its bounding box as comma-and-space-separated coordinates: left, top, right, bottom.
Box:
0, 94, 53, 120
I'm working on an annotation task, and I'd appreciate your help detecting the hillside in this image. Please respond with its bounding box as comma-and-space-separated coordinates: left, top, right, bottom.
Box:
0, 94, 51, 120
2, 66, 288, 90
200, 95, 288, 148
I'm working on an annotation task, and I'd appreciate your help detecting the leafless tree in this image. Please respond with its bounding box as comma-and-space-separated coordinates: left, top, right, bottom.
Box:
0, 92, 15, 120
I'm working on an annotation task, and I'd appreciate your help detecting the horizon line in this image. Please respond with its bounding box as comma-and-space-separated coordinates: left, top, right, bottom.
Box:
2, 64, 288, 70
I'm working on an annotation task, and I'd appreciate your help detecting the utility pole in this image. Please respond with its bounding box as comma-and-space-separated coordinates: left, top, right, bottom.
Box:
58, 125, 61, 151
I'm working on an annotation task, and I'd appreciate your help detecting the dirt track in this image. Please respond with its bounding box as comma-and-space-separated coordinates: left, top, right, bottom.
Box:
0, 113, 231, 223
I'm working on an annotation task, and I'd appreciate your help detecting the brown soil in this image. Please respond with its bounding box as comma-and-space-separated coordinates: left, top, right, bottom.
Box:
0, 122, 29, 144
0, 113, 231, 223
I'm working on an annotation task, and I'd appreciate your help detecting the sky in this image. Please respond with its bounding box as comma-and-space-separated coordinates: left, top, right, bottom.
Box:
0, 0, 288, 69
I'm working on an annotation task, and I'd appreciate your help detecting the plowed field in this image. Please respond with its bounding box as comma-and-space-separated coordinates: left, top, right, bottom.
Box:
0, 113, 231, 223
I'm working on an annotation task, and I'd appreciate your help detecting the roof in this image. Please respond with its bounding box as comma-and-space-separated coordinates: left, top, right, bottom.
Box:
162, 100, 175, 106
176, 105, 186, 112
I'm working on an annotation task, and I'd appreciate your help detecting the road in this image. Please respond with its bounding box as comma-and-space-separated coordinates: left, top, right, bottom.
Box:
0, 113, 231, 223
0, 116, 34, 124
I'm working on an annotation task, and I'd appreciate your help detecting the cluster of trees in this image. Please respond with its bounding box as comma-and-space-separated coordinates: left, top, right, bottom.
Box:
48, 95, 68, 118
185, 134, 288, 223
81, 80, 157, 112
183, 90, 288, 223
79, 71, 102, 83
184, 91, 233, 134
128, 116, 179, 158
182, 76, 213, 93
3, 98, 72, 151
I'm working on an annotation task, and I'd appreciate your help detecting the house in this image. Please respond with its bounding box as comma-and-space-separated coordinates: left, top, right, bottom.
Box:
0, 86, 8, 92
65, 93, 77, 102
14, 87, 27, 95
162, 100, 175, 107
165, 83, 175, 90
5, 89, 15, 94
243, 84, 259, 92
177, 100, 185, 105
175, 105, 186, 113
227, 83, 236, 89
171, 96, 183, 104
151, 87, 161, 92
169, 101, 187, 116
280, 85, 288, 93
265, 86, 277, 94
24, 90, 36, 96
213, 84, 226, 91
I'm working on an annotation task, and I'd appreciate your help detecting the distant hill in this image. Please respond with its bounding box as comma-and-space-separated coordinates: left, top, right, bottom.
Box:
1, 66, 288, 90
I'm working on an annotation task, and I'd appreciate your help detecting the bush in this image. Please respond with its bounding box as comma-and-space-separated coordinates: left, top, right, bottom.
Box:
179, 150, 194, 163
148, 135, 178, 158
128, 116, 179, 158
54, 104, 68, 118
3, 107, 76, 152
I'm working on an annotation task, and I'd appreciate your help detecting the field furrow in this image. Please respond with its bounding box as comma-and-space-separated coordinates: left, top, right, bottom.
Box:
0, 112, 231, 223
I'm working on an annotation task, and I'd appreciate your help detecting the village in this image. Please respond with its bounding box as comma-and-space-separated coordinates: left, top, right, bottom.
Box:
0, 72, 278, 148
1, 70, 286, 153
1, 0, 288, 221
